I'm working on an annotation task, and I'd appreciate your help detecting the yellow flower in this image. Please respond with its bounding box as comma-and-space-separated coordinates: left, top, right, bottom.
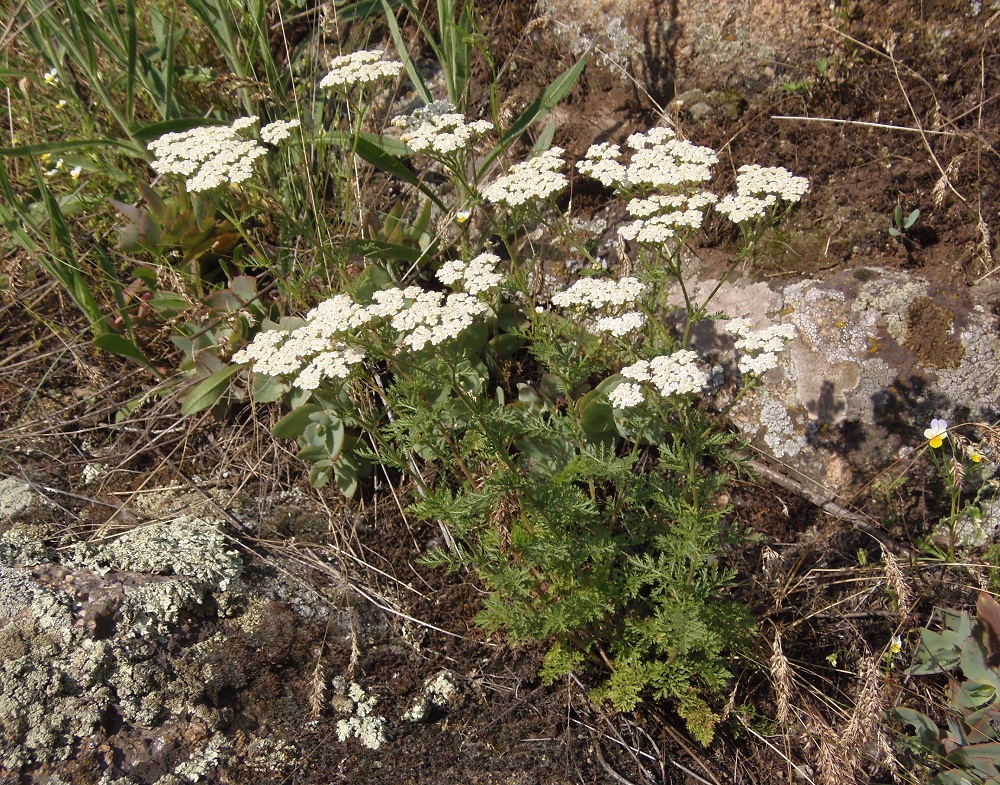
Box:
969, 446, 983, 463
924, 419, 948, 449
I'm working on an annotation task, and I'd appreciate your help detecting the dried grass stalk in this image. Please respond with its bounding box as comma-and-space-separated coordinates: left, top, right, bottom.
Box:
881, 544, 912, 618
771, 629, 794, 728
979, 215, 995, 269
845, 656, 883, 751
309, 659, 326, 720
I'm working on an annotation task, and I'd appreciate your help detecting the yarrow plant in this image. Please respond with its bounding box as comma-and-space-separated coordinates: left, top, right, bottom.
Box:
319, 49, 403, 90
481, 146, 568, 208
392, 101, 493, 157
223, 76, 810, 740
147, 117, 299, 192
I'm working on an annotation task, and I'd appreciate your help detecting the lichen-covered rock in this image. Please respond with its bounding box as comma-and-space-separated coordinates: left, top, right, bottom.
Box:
680, 266, 1000, 497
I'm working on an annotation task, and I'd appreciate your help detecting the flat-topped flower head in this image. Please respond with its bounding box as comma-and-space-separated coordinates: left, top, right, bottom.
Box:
620, 350, 708, 399
590, 311, 646, 337
148, 116, 295, 192
436, 252, 502, 295
576, 143, 626, 188
260, 119, 301, 144
392, 101, 493, 156
924, 419, 948, 449
608, 381, 645, 409
320, 50, 403, 90
482, 147, 567, 208
716, 164, 810, 225
550, 276, 645, 310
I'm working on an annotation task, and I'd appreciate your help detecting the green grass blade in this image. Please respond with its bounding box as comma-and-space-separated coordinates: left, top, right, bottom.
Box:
33, 165, 109, 336
125, 0, 138, 121
0, 138, 135, 158
331, 132, 446, 211
478, 52, 590, 176
380, 0, 433, 103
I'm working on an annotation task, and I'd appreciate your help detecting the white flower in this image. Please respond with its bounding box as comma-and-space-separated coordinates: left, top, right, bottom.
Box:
436, 253, 502, 295
148, 116, 294, 192
608, 382, 645, 408
320, 50, 403, 90
716, 165, 809, 225
392, 101, 492, 156
482, 147, 567, 208
576, 142, 627, 188
551, 276, 645, 310
70, 166, 82, 179
43, 68, 58, 86
590, 311, 646, 337
56, 99, 67, 109
621, 350, 707, 398
924, 419, 948, 448
260, 118, 300, 144
715, 193, 776, 223
738, 352, 779, 375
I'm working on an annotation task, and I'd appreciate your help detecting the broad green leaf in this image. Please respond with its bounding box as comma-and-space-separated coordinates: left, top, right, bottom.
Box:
272, 404, 322, 438
343, 238, 422, 263
335, 458, 359, 497
251, 373, 286, 403
146, 292, 189, 314
579, 389, 615, 435
180, 364, 242, 415
93, 333, 152, 368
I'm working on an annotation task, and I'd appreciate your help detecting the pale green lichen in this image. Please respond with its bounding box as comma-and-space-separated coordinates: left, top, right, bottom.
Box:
403, 670, 457, 722
332, 678, 388, 749
851, 273, 928, 346
0, 476, 39, 520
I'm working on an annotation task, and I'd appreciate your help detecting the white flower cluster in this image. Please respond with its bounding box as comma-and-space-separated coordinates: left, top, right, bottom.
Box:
550, 276, 645, 309
148, 116, 293, 192
392, 101, 493, 156
722, 318, 797, 375
610, 349, 708, 407
576, 142, 626, 188
320, 50, 403, 90
618, 192, 718, 244
591, 311, 646, 337
260, 118, 300, 144
233, 276, 494, 389
550, 276, 647, 337
390, 290, 491, 352
436, 252, 503, 295
715, 164, 810, 224
577, 127, 718, 191
482, 147, 568, 208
